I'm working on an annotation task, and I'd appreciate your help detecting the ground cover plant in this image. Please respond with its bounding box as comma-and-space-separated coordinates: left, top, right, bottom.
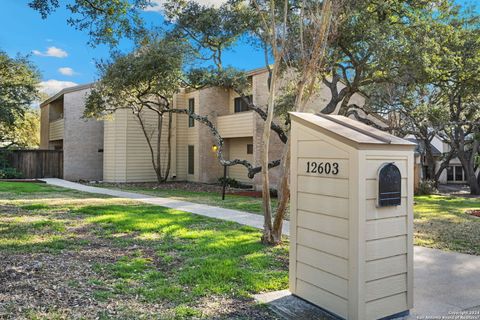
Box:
0, 182, 287, 319
414, 195, 480, 255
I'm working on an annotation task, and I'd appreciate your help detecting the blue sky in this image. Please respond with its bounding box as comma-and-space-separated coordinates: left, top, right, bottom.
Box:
0, 0, 265, 97
0, 0, 477, 97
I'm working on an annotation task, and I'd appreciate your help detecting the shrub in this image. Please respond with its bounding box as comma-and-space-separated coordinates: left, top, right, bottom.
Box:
416, 179, 437, 195
0, 167, 23, 179
218, 176, 240, 188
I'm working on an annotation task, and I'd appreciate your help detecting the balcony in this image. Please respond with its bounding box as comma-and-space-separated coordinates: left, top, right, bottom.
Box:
49, 118, 64, 141
217, 112, 254, 138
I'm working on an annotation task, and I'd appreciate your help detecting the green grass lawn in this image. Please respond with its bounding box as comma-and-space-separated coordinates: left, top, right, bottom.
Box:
414, 195, 480, 255
90, 182, 280, 217
0, 182, 287, 319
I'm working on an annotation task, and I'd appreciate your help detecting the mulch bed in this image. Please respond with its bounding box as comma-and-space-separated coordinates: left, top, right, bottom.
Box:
90, 181, 248, 193
89, 182, 277, 198
467, 210, 480, 217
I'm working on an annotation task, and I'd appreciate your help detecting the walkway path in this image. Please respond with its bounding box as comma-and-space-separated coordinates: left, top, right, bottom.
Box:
41, 178, 290, 236
41, 179, 480, 319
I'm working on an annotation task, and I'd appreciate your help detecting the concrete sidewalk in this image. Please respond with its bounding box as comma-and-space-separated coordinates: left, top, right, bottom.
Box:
41, 178, 290, 236
41, 179, 480, 319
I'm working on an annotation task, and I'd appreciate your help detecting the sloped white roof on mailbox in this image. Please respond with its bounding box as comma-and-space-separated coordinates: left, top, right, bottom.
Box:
290, 112, 416, 147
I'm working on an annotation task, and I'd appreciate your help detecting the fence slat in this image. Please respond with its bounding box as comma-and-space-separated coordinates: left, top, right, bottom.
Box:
1, 150, 63, 179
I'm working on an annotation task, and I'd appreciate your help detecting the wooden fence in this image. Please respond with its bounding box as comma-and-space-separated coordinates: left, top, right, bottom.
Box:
1, 150, 63, 179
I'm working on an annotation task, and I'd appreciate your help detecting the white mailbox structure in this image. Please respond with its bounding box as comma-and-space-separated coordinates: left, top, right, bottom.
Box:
289, 113, 416, 320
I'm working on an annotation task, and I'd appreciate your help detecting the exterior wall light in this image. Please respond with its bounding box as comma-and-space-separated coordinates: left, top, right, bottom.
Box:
212, 145, 218, 152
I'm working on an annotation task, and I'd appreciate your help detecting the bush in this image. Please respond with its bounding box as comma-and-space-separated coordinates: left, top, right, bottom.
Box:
0, 167, 23, 179
416, 179, 437, 195
218, 176, 240, 188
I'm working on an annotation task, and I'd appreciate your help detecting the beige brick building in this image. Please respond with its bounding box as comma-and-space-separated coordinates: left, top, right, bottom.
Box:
40, 84, 104, 181
40, 67, 379, 189
102, 68, 373, 189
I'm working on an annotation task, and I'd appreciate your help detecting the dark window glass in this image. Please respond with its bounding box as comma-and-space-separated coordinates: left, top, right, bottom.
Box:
423, 166, 431, 179
247, 144, 253, 154
188, 98, 195, 127
378, 163, 401, 207
447, 166, 454, 181
234, 96, 252, 113
188, 145, 194, 175
455, 166, 463, 181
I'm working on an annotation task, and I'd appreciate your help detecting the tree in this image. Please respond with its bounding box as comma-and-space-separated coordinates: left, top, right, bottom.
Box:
0, 51, 40, 132
413, 5, 480, 194
28, 0, 150, 47
0, 108, 40, 149
320, 1, 449, 117
368, 82, 453, 186
85, 37, 187, 183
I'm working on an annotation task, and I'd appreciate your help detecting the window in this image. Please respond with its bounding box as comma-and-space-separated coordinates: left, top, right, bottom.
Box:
188, 145, 194, 175
188, 98, 195, 127
234, 96, 252, 113
447, 165, 465, 182
455, 166, 464, 181
447, 166, 454, 181
247, 144, 253, 155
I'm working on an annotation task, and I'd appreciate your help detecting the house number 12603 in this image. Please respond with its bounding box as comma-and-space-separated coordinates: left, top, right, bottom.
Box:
306, 161, 339, 175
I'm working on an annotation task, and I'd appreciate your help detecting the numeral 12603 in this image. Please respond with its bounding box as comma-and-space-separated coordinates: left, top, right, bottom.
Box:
306, 161, 339, 175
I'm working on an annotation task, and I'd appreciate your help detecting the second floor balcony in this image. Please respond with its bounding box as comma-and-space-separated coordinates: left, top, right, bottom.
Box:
217, 111, 254, 138
49, 118, 64, 141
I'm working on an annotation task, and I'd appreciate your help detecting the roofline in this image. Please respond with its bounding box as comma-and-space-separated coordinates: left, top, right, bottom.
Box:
290, 112, 416, 149
244, 66, 369, 100
40, 83, 95, 107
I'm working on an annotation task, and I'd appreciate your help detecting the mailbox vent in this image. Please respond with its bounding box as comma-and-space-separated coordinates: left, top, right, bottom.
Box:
378, 163, 402, 207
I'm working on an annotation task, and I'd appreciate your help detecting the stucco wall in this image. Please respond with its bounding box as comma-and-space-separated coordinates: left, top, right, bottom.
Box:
63, 88, 104, 181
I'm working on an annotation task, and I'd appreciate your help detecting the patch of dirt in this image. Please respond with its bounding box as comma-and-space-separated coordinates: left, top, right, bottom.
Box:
88, 181, 252, 193
467, 210, 480, 217
0, 205, 280, 319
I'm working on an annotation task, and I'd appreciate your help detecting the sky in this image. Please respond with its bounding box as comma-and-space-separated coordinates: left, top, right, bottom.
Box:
0, 0, 477, 98
0, 0, 265, 97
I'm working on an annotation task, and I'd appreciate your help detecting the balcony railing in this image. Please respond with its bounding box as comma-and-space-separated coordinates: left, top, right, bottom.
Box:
217, 112, 254, 138
49, 118, 64, 141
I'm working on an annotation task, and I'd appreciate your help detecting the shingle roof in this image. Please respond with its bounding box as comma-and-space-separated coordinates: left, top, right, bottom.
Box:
290, 112, 416, 147
40, 83, 94, 107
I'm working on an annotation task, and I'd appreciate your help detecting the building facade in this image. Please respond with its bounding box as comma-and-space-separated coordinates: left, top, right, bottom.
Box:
101, 68, 371, 189
40, 68, 377, 188
40, 84, 104, 181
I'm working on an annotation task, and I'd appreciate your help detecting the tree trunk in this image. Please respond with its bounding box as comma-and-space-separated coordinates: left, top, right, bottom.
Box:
423, 141, 437, 181
156, 112, 163, 183
136, 112, 162, 184
261, 66, 278, 244
163, 112, 172, 183
271, 141, 290, 244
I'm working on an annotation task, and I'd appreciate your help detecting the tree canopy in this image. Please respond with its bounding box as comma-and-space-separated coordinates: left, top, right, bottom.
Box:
0, 51, 40, 131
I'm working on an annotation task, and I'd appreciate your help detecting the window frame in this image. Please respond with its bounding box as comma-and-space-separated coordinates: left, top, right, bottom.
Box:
234, 96, 252, 113
188, 98, 195, 127
188, 145, 194, 175
246, 144, 253, 155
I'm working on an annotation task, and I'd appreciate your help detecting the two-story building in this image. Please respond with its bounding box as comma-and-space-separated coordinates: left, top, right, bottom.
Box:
40, 67, 375, 189
40, 84, 104, 181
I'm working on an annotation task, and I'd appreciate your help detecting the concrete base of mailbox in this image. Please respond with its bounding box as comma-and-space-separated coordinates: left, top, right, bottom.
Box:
255, 290, 411, 320
289, 113, 416, 320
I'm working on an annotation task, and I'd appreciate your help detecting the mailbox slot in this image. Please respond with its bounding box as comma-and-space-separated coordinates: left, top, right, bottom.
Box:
377, 162, 402, 207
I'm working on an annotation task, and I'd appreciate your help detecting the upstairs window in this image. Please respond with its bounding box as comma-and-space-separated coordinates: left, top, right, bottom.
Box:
188, 98, 195, 127
234, 96, 252, 113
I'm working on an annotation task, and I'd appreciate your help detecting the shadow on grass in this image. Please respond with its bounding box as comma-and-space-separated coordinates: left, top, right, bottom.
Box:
1, 199, 288, 308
